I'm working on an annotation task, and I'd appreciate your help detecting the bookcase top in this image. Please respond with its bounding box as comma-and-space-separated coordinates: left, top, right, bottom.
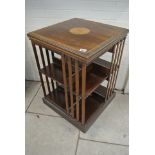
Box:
28, 18, 128, 63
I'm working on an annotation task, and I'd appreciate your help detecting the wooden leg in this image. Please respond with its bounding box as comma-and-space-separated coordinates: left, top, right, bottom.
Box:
81, 63, 86, 124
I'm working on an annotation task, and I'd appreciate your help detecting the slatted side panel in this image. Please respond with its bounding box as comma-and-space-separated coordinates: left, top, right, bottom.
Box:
61, 55, 86, 123
105, 38, 126, 100
112, 39, 126, 90
31, 41, 46, 96
32, 43, 87, 123
31, 42, 58, 97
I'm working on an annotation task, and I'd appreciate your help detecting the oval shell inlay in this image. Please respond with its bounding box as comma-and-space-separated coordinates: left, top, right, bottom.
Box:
69, 27, 90, 35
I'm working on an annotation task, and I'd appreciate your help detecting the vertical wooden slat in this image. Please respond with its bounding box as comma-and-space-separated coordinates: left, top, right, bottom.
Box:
106, 50, 115, 96
75, 60, 80, 121
81, 63, 86, 124
31, 42, 46, 96
45, 49, 50, 65
39, 46, 51, 94
51, 51, 58, 88
68, 57, 74, 117
112, 39, 126, 90
61, 54, 69, 113
45, 49, 55, 91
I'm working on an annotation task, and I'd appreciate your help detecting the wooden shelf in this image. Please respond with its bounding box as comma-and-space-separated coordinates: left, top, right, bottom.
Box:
93, 58, 119, 74
79, 92, 105, 122
94, 85, 107, 98
93, 58, 111, 71
78, 63, 109, 98
40, 63, 64, 84
45, 86, 76, 112
40, 58, 76, 84
40, 58, 109, 99
75, 85, 107, 123
55, 63, 109, 98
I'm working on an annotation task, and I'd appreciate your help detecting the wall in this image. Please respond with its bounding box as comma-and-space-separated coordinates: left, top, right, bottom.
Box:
25, 0, 129, 91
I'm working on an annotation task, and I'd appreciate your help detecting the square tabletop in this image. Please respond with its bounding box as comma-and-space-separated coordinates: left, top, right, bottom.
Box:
28, 18, 128, 62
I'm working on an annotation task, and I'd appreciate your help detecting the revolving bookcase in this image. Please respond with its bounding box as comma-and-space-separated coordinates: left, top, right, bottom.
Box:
27, 18, 128, 132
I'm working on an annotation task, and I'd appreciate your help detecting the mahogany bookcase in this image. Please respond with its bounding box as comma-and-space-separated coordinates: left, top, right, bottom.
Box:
27, 18, 128, 132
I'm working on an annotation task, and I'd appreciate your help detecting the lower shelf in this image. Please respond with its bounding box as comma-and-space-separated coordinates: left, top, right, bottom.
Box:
42, 85, 116, 132
78, 92, 105, 122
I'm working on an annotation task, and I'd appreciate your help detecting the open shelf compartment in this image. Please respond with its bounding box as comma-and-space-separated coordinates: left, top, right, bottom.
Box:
78, 85, 107, 123
44, 85, 106, 122
77, 62, 109, 98
39, 57, 77, 84
93, 58, 119, 74
40, 57, 110, 99
45, 86, 76, 112
93, 58, 111, 71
